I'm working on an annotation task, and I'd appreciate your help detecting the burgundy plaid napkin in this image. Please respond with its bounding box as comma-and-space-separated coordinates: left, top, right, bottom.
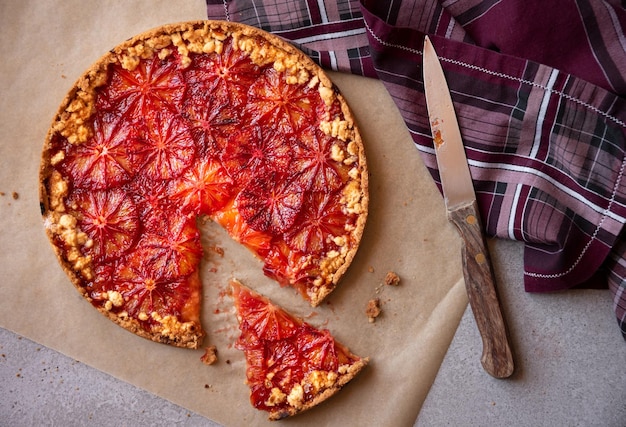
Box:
207, 0, 626, 340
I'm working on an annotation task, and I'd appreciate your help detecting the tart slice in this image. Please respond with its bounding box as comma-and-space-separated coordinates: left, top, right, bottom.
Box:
39, 20, 368, 348
230, 280, 368, 420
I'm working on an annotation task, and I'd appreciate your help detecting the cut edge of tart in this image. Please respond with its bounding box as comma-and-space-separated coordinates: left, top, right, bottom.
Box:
230, 279, 368, 420
39, 20, 368, 348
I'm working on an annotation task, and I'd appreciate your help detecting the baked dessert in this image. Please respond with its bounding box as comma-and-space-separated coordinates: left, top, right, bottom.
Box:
230, 280, 367, 420
39, 21, 368, 348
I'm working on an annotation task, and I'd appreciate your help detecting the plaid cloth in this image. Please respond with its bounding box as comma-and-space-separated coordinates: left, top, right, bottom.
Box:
207, 0, 626, 339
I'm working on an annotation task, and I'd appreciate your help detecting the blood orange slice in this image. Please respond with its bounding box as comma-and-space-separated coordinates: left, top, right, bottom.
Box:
236, 172, 305, 235
231, 280, 367, 420
262, 240, 316, 289
292, 127, 351, 192
134, 215, 203, 279
112, 250, 203, 347
96, 52, 185, 117
220, 125, 292, 185
185, 39, 260, 109
284, 191, 353, 254
129, 179, 175, 232
183, 85, 238, 157
61, 113, 140, 190
133, 109, 196, 180
169, 157, 234, 215
115, 257, 192, 319
234, 287, 298, 341
246, 67, 319, 135
68, 188, 139, 262
210, 199, 272, 253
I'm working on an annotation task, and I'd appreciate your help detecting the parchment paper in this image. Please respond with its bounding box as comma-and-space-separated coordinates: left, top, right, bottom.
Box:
0, 1, 468, 425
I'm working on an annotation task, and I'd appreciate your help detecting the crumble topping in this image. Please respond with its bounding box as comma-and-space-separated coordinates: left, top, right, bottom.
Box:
150, 312, 199, 346
266, 387, 287, 407
45, 210, 93, 280
342, 180, 364, 215
50, 151, 65, 166
305, 370, 338, 394
318, 85, 335, 106
330, 143, 346, 162
348, 167, 359, 180
103, 290, 124, 311
51, 71, 106, 144
48, 171, 68, 212
320, 116, 352, 141
332, 235, 347, 247
286, 383, 304, 407
266, 369, 341, 411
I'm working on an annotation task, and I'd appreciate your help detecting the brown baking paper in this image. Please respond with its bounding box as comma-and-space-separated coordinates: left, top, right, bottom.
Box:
0, 1, 468, 425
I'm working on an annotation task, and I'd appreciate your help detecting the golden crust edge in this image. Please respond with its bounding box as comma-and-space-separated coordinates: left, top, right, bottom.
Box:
308, 98, 369, 307
268, 357, 369, 421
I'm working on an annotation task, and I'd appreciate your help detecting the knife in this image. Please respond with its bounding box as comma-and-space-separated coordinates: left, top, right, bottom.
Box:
422, 36, 514, 379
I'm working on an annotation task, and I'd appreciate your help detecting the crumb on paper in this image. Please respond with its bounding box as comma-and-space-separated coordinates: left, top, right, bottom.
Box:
204, 245, 224, 259
303, 310, 319, 320
367, 266, 375, 273
12, 192, 19, 200
384, 271, 400, 286
200, 345, 218, 365
366, 298, 381, 323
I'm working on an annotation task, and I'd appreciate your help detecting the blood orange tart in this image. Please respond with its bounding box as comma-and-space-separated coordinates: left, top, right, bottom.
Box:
230, 280, 367, 420
39, 21, 368, 349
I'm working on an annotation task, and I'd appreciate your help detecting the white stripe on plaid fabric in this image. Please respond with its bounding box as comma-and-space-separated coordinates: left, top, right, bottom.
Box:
281, 25, 366, 45
509, 184, 524, 240
531, 69, 559, 158
316, 0, 328, 23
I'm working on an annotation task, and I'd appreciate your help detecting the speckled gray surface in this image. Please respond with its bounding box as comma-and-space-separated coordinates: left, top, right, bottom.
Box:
3, 240, 624, 427
417, 240, 626, 427
0, 327, 220, 426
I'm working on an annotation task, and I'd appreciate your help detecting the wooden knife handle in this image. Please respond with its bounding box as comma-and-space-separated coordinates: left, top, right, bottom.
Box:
448, 201, 514, 378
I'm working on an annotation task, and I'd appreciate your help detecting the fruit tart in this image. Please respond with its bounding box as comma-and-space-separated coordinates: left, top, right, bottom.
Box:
39, 21, 368, 348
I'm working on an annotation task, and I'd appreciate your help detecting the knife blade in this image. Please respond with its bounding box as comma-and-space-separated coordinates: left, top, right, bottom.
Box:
422, 35, 514, 379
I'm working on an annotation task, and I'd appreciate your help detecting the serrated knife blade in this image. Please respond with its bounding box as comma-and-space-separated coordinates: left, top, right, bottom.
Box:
422, 36, 514, 378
